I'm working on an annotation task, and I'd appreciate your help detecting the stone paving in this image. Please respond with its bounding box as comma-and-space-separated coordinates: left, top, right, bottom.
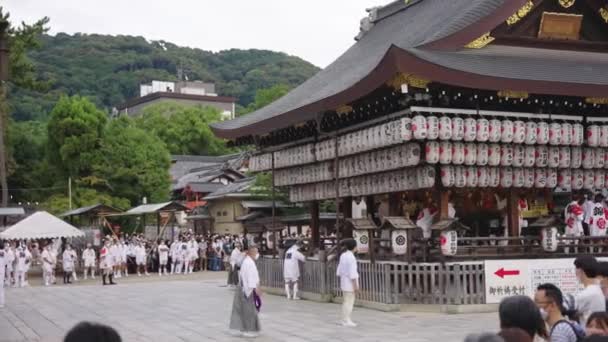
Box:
0, 272, 497, 342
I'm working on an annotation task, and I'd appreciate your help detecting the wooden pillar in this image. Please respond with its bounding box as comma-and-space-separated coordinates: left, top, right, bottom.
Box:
438, 191, 450, 220
507, 189, 520, 238
156, 212, 161, 237
365, 195, 377, 224
310, 201, 321, 250
388, 192, 402, 216
342, 196, 353, 238
297, 224, 302, 236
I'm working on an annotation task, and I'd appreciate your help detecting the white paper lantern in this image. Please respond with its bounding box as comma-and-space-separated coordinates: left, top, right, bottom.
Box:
513, 145, 525, 167
535, 168, 547, 188
536, 146, 549, 167
571, 147, 583, 168
412, 115, 428, 140
559, 147, 571, 168
439, 141, 452, 165
558, 169, 571, 188
541, 227, 559, 252
561, 123, 573, 146
596, 149, 606, 169
513, 168, 525, 187
466, 166, 478, 187
400, 117, 413, 142
501, 120, 514, 143
489, 119, 502, 143
464, 143, 477, 166
525, 121, 538, 145
418, 166, 436, 188
584, 169, 595, 190
595, 170, 605, 189
455, 166, 466, 188
452, 142, 465, 165
583, 148, 595, 169
391, 230, 408, 255
548, 147, 560, 168
438, 116, 452, 140
547, 168, 558, 188
476, 143, 489, 166
501, 145, 514, 166
549, 123, 562, 145
489, 167, 500, 187
500, 167, 513, 188
441, 166, 455, 187
587, 125, 600, 147
513, 120, 526, 144
572, 169, 584, 190
478, 167, 489, 187
572, 123, 585, 146
353, 230, 369, 254
477, 118, 490, 142
440, 230, 458, 256
464, 118, 477, 142
451, 117, 464, 141
488, 144, 501, 166
537, 122, 550, 145
524, 146, 536, 168
427, 116, 439, 140
425, 142, 440, 164
524, 168, 535, 188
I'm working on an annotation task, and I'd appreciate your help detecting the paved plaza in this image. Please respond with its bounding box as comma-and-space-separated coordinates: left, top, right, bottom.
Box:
0, 273, 497, 342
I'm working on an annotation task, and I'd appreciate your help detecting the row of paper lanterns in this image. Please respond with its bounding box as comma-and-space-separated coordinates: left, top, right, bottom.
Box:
288, 166, 435, 202
426, 143, 608, 169
441, 166, 608, 190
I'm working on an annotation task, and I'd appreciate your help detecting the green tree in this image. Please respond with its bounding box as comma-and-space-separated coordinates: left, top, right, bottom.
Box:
93, 116, 171, 205
239, 84, 290, 116
41, 188, 130, 215
136, 102, 234, 156
46, 95, 107, 178
0, 7, 49, 206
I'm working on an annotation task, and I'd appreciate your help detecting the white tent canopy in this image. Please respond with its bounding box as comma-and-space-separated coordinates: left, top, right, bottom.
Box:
0, 211, 85, 240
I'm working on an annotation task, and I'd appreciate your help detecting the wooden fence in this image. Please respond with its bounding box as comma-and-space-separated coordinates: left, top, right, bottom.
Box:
257, 257, 486, 305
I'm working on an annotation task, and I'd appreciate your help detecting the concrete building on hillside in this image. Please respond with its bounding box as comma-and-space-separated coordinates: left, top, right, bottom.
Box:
114, 80, 236, 119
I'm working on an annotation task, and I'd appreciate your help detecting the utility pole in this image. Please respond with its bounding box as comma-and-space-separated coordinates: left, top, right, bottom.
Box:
0, 25, 9, 208
68, 177, 72, 210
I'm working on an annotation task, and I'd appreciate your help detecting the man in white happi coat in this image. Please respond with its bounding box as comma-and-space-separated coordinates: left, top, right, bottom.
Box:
119, 239, 129, 278
187, 237, 199, 274
14, 244, 31, 288
62, 244, 76, 284
41, 243, 55, 286
4, 243, 15, 287
134, 241, 149, 276
157, 240, 169, 276
109, 239, 121, 278
589, 194, 608, 252
82, 243, 96, 280
0, 241, 6, 308
169, 238, 180, 275
283, 241, 306, 300
100, 239, 116, 285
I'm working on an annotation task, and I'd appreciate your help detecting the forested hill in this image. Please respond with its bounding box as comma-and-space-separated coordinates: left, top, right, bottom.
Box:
10, 33, 320, 121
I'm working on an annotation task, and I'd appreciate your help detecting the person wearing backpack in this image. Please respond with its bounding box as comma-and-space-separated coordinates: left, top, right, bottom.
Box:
535, 283, 586, 342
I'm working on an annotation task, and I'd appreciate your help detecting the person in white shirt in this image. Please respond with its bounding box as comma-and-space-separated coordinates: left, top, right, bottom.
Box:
62, 244, 76, 284
134, 241, 149, 276
0, 241, 6, 308
573, 255, 606, 326
583, 194, 595, 236
4, 243, 15, 287
336, 238, 359, 327
100, 239, 116, 286
109, 239, 120, 278
82, 244, 96, 280
416, 206, 438, 239
228, 243, 243, 288
40, 244, 54, 286
229, 245, 261, 338
169, 238, 180, 275
157, 240, 170, 276
187, 238, 198, 274
283, 241, 306, 300
14, 244, 31, 288
119, 240, 129, 278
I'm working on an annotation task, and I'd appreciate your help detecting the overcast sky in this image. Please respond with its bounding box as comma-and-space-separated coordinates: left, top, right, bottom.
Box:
4, 0, 390, 68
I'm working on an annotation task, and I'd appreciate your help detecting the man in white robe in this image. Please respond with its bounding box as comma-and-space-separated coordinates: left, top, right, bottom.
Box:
134, 241, 148, 276
0, 241, 6, 308
109, 239, 120, 278
283, 242, 306, 300
4, 243, 15, 287
229, 245, 261, 337
41, 244, 54, 286
62, 245, 76, 284
100, 239, 116, 285
82, 244, 96, 280
336, 238, 359, 327
15, 244, 32, 288
169, 238, 180, 275
157, 240, 169, 276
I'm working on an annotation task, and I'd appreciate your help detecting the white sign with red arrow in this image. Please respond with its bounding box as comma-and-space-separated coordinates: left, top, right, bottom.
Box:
485, 260, 529, 304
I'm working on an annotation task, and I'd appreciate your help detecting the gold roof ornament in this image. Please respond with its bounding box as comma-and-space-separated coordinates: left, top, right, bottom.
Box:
507, 1, 535, 25
497, 90, 529, 99
585, 97, 608, 105
386, 73, 430, 90
465, 32, 495, 49
558, 0, 575, 8
335, 105, 353, 115
600, 7, 608, 23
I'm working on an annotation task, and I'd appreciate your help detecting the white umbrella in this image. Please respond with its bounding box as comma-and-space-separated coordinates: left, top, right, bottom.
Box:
0, 211, 85, 240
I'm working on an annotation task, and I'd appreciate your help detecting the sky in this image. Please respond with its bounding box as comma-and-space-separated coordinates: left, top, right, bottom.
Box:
4, 0, 391, 68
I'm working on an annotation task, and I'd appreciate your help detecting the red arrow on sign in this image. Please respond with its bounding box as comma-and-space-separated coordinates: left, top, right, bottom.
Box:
495, 268, 520, 278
